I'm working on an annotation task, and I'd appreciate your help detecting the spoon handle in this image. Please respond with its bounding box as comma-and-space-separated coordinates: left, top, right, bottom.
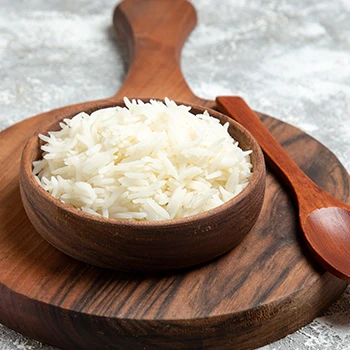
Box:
111, 0, 198, 102
216, 96, 338, 210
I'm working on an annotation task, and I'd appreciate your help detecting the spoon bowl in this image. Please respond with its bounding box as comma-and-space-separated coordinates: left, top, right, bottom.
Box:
217, 96, 350, 281
303, 205, 350, 279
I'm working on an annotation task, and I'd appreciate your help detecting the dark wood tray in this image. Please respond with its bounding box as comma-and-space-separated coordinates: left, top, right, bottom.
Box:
0, 0, 348, 349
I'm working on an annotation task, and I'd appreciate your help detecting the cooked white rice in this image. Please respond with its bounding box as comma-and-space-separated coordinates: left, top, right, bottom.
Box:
33, 98, 252, 221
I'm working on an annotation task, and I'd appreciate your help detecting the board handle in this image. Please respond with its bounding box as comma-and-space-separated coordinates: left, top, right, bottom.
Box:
110, 0, 199, 102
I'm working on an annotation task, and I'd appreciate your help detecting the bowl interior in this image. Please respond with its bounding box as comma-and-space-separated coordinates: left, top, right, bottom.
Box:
23, 98, 264, 227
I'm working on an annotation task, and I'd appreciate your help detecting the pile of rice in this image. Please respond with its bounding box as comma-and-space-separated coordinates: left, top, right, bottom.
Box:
33, 98, 252, 221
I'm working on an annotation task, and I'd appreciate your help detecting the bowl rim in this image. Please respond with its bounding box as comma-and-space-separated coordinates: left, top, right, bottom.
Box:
21, 98, 265, 228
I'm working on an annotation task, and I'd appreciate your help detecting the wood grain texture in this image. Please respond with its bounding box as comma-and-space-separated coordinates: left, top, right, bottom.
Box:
19, 102, 266, 272
216, 96, 350, 281
0, 0, 349, 349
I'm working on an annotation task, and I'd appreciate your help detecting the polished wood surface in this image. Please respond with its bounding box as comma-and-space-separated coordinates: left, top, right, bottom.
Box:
0, 0, 349, 349
20, 102, 266, 272
216, 96, 350, 281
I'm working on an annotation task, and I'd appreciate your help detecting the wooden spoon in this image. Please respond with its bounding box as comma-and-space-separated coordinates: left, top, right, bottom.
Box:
216, 96, 350, 282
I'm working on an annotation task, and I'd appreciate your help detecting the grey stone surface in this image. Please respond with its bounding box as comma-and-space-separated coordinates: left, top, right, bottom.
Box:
0, 0, 349, 349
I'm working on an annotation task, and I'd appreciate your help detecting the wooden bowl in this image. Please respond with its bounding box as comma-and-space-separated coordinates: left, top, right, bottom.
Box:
19, 100, 266, 272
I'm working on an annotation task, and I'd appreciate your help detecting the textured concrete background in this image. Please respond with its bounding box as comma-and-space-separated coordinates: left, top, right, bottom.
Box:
0, 0, 349, 349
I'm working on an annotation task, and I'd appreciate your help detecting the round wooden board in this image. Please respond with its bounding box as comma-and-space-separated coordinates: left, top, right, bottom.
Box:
0, 0, 349, 349
0, 107, 349, 350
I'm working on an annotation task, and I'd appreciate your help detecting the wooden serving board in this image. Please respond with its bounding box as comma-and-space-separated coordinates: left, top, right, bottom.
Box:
0, 0, 349, 349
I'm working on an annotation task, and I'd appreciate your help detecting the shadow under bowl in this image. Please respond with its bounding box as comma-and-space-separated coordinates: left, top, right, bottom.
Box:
20, 99, 266, 272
